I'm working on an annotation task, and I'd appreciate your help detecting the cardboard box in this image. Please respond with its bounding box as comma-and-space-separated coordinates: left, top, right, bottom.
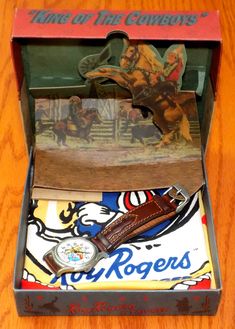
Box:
12, 9, 222, 315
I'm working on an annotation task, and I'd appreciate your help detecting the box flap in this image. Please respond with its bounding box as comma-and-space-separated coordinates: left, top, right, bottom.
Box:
13, 9, 221, 41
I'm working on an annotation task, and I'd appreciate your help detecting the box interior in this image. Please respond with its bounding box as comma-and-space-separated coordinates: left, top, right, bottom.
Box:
13, 30, 219, 294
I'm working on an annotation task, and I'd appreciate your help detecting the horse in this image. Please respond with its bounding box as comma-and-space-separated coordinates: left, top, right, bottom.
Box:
131, 124, 162, 145
53, 108, 102, 146
119, 103, 143, 133
85, 40, 192, 147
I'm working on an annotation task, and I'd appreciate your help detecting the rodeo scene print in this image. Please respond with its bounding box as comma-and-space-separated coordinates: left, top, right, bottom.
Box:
34, 41, 202, 166
35, 94, 201, 166
22, 189, 215, 291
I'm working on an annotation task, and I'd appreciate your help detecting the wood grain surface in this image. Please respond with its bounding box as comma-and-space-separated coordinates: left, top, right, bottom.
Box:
0, 0, 234, 328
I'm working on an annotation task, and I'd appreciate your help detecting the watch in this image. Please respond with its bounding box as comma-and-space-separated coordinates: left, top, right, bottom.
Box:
43, 185, 189, 277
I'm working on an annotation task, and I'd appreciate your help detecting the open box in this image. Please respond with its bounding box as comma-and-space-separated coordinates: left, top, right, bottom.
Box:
12, 9, 222, 315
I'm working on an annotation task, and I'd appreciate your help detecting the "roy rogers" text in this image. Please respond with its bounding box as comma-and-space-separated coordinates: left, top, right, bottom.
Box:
50, 247, 191, 285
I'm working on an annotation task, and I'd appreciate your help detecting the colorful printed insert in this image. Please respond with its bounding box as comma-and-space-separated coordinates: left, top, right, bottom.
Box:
22, 189, 214, 291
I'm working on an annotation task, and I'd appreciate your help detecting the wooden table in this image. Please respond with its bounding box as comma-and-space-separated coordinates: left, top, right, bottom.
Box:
0, 0, 234, 328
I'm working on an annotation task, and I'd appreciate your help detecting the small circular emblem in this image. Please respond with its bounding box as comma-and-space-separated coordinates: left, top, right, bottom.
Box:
54, 237, 96, 267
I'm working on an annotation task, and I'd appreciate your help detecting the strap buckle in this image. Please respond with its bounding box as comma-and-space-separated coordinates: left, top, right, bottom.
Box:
163, 184, 190, 213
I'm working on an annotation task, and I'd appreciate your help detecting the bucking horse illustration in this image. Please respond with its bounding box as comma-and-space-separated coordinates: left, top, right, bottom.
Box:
85, 40, 192, 147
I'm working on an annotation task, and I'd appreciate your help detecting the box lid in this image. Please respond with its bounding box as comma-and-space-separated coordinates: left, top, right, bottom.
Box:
11, 9, 222, 195
13, 9, 221, 40
12, 9, 222, 94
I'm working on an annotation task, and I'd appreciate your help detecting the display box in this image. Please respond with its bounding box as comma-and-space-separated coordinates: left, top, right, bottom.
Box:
12, 9, 222, 315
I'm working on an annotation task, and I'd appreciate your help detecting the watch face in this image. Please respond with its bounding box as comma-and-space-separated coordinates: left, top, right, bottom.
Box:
54, 237, 97, 268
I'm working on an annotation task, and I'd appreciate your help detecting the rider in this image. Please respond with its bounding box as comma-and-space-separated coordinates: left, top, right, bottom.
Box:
68, 96, 87, 127
162, 50, 183, 83
148, 47, 184, 93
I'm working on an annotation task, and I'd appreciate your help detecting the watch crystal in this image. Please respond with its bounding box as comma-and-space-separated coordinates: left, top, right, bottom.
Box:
55, 237, 96, 267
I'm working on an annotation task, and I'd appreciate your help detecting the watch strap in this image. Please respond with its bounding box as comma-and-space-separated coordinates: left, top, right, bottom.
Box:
43, 250, 63, 274
91, 194, 177, 253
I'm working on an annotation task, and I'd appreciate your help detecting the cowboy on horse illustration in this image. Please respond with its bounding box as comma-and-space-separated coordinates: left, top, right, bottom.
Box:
53, 96, 102, 146
85, 40, 192, 147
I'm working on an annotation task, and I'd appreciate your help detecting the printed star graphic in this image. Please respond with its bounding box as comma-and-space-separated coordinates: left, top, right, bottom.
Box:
81, 295, 88, 302
193, 296, 201, 302
119, 296, 126, 302
36, 295, 44, 301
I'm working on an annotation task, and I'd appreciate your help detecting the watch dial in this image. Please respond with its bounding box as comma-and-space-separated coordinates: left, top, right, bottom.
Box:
55, 237, 96, 267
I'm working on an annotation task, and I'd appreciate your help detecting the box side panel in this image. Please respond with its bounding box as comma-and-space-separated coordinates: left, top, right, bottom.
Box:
11, 39, 24, 95
19, 80, 35, 152
202, 158, 222, 291
210, 42, 222, 96
13, 152, 33, 290
11, 38, 35, 153
201, 79, 215, 149
15, 289, 221, 316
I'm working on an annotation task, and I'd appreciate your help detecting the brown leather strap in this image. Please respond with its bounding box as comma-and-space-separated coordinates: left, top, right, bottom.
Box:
91, 194, 177, 253
44, 252, 62, 274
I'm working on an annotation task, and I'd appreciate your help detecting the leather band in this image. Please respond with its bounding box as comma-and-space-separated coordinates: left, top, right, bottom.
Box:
91, 194, 177, 253
44, 251, 63, 274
